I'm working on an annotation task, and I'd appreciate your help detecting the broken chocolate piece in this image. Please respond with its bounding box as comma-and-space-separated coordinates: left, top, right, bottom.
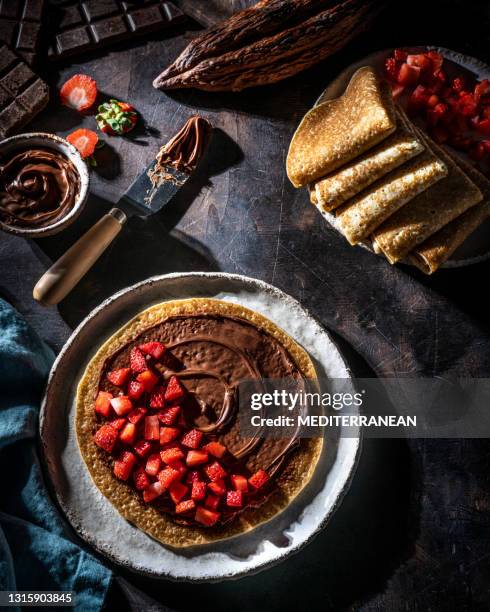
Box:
0, 0, 45, 65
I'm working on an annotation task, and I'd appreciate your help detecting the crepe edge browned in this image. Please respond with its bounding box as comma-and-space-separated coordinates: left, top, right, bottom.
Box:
76, 298, 323, 548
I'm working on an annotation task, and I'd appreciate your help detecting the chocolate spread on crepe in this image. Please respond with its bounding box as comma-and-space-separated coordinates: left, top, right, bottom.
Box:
286, 67, 397, 188
312, 110, 425, 212
372, 129, 483, 264
76, 299, 322, 547
0, 148, 80, 228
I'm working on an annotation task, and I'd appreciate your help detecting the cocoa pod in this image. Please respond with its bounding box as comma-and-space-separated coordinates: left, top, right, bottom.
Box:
153, 0, 382, 92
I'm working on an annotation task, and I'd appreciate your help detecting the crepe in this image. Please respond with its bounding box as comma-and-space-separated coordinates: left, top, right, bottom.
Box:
313, 110, 425, 212
334, 142, 447, 245
286, 66, 397, 188
373, 131, 483, 264
76, 298, 322, 548
410, 159, 490, 273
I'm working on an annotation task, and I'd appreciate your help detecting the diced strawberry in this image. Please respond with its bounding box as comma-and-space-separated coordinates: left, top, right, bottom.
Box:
145, 453, 162, 476
427, 102, 448, 126
452, 77, 466, 93
133, 439, 152, 458
130, 347, 147, 373
231, 474, 249, 492
128, 380, 145, 400
398, 63, 421, 87
94, 424, 118, 452
181, 428, 203, 449
169, 481, 188, 504
66, 129, 98, 158
226, 490, 243, 508
208, 479, 226, 496
408, 85, 430, 112
171, 459, 187, 480
143, 481, 163, 502
390, 84, 405, 100
109, 417, 126, 430
191, 481, 207, 501
139, 341, 166, 360
205, 461, 227, 482
427, 94, 440, 108
160, 427, 180, 445
474, 79, 490, 103
458, 92, 478, 117
204, 494, 220, 511
175, 499, 195, 514
248, 469, 269, 490
394, 49, 408, 62
110, 396, 133, 416
133, 466, 150, 490
186, 470, 201, 484
164, 376, 185, 402
136, 369, 159, 392
144, 415, 160, 440
150, 386, 166, 409
385, 57, 399, 82
202, 441, 226, 458
426, 50, 443, 73
119, 422, 136, 445
475, 118, 490, 136
186, 450, 208, 467
113, 451, 136, 481
106, 368, 131, 387
60, 74, 97, 111
158, 406, 180, 425
160, 447, 185, 464
158, 466, 181, 489
195, 506, 220, 527
407, 53, 432, 73
128, 407, 146, 425
94, 391, 113, 417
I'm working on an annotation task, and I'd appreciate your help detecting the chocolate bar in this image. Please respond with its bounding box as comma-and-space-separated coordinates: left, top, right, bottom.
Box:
48, 0, 186, 60
0, 0, 45, 64
0, 44, 49, 138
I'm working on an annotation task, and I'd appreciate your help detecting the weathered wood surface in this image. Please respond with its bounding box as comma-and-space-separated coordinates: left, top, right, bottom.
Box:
0, 1, 489, 610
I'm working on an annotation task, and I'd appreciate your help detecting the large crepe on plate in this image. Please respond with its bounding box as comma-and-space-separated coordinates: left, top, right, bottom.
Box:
313, 110, 425, 212
410, 160, 490, 273
334, 142, 447, 245
286, 66, 397, 188
76, 298, 322, 547
373, 132, 483, 264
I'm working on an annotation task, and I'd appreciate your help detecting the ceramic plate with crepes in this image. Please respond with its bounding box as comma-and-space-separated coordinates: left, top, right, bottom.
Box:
76, 298, 323, 547
287, 49, 490, 272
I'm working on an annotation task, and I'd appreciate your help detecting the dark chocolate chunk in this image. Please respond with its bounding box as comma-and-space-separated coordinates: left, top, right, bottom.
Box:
48, 0, 186, 60
0, 0, 44, 64
0, 44, 49, 138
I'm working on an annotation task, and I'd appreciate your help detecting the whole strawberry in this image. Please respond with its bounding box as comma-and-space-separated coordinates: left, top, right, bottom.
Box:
96, 99, 138, 135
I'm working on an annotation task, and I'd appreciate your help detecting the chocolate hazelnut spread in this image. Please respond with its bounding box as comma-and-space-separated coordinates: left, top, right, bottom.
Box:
155, 116, 211, 173
0, 147, 80, 228
100, 313, 307, 526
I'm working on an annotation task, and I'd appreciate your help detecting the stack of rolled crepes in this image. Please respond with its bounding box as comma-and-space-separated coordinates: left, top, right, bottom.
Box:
286, 66, 490, 273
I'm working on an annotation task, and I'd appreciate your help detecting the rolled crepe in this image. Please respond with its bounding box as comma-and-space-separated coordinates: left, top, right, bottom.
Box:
334, 146, 447, 245
373, 131, 483, 263
410, 159, 490, 274
313, 110, 424, 212
286, 67, 396, 188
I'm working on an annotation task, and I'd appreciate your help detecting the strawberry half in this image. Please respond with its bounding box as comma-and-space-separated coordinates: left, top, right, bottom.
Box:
60, 74, 97, 111
164, 376, 185, 402
94, 391, 113, 417
181, 428, 203, 449
94, 424, 118, 452
106, 368, 130, 387
66, 128, 98, 159
130, 347, 147, 373
195, 506, 220, 527
139, 341, 165, 360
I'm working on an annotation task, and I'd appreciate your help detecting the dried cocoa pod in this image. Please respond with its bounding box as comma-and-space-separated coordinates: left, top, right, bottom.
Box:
158, 0, 336, 82
154, 0, 381, 92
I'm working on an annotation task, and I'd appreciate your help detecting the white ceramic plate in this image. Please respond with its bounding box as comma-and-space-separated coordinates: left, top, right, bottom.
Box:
39, 273, 360, 581
314, 46, 490, 268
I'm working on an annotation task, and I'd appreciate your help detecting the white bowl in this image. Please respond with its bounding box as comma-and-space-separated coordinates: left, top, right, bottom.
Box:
0, 132, 89, 237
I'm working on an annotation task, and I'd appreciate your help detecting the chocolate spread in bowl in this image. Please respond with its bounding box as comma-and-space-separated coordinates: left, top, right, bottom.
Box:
99, 313, 308, 527
0, 147, 80, 228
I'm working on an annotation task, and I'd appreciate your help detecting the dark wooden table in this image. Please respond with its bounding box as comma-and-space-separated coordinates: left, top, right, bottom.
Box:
1, 1, 490, 610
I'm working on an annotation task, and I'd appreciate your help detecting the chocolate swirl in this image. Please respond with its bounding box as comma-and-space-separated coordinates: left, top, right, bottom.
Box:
0, 148, 80, 228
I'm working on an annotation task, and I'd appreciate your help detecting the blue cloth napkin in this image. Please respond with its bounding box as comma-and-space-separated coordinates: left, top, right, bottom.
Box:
0, 298, 112, 611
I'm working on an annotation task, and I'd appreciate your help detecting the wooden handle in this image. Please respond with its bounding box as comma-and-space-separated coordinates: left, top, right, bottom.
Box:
33, 208, 127, 306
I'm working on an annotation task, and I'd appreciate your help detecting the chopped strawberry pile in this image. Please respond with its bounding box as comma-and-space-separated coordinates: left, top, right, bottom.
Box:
92, 339, 271, 527
384, 48, 490, 172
